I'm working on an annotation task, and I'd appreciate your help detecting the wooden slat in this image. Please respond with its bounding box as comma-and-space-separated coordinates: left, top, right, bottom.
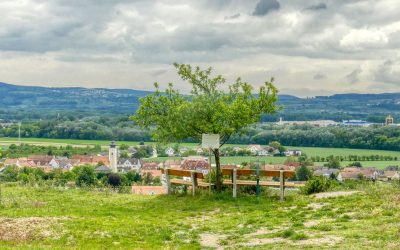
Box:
170, 179, 192, 185
221, 168, 233, 175
222, 179, 304, 188
166, 169, 192, 177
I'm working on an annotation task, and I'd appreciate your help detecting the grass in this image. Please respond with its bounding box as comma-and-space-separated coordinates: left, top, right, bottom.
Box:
0, 183, 400, 249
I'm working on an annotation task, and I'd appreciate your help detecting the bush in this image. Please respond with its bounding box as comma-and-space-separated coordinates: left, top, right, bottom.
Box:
302, 177, 334, 195
108, 174, 121, 187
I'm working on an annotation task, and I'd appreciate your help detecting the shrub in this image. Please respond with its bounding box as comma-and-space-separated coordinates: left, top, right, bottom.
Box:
108, 174, 121, 187
302, 177, 333, 195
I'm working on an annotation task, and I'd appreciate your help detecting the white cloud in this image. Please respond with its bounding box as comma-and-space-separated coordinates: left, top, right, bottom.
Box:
0, 0, 400, 96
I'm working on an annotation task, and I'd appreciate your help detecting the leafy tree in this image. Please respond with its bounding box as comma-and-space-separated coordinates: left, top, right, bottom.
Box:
348, 161, 362, 168
268, 141, 286, 152
132, 64, 279, 191
324, 158, 341, 169
295, 165, 312, 181
119, 144, 129, 150
75, 166, 97, 187
108, 174, 121, 187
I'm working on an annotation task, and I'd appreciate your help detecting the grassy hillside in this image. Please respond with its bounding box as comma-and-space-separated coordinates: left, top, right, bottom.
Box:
0, 184, 399, 249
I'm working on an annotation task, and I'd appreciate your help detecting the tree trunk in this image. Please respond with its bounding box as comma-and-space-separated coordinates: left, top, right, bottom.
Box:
213, 148, 222, 192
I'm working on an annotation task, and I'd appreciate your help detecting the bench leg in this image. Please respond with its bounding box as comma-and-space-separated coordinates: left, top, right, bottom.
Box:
233, 169, 237, 198
165, 168, 171, 194
191, 171, 197, 196
280, 170, 285, 201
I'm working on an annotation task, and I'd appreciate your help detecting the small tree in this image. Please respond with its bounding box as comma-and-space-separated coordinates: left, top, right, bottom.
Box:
132, 64, 278, 191
76, 166, 97, 187
295, 165, 312, 181
108, 174, 121, 187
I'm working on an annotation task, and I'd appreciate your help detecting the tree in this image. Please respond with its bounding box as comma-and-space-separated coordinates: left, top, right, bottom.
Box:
324, 158, 341, 169
75, 166, 97, 187
295, 165, 312, 181
132, 63, 278, 191
119, 144, 129, 150
108, 174, 121, 187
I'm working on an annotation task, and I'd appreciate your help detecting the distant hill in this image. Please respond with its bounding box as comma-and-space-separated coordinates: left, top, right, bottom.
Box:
1, 82, 400, 122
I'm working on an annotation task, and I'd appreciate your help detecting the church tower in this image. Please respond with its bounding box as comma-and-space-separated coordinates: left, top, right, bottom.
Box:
109, 141, 118, 173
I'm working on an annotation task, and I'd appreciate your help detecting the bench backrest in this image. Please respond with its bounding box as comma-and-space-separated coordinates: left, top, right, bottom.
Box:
161, 168, 205, 179
221, 168, 294, 178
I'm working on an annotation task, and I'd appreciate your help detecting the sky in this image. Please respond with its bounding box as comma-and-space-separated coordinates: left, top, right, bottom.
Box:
1, 0, 400, 97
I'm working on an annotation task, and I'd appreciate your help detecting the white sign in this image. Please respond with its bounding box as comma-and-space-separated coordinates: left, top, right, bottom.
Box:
202, 134, 220, 149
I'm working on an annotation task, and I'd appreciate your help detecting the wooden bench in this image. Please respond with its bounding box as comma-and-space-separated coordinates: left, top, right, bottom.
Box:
161, 168, 212, 196
221, 168, 300, 200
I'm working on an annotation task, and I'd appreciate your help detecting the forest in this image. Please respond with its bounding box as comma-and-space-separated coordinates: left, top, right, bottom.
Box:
1, 117, 400, 151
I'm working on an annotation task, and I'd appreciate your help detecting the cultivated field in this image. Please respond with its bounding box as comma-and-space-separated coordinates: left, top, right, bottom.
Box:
0, 183, 399, 249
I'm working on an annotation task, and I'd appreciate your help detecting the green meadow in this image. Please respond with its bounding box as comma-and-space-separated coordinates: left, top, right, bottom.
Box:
0, 183, 400, 249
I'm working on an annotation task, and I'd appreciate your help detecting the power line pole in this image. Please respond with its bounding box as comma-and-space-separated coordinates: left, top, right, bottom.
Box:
18, 122, 21, 145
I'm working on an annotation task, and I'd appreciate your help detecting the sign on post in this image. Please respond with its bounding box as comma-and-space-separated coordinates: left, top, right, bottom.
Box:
201, 134, 220, 149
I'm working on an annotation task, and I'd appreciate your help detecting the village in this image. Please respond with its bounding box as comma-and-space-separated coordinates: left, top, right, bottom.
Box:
1, 141, 399, 195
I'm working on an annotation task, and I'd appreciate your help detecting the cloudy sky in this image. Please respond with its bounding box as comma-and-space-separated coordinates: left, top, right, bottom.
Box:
1, 0, 400, 96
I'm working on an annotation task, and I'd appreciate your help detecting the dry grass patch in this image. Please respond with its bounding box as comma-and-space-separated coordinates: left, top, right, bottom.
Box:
0, 217, 65, 242
314, 191, 361, 199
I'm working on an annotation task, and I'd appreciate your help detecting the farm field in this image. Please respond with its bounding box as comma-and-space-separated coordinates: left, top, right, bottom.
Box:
0, 184, 400, 249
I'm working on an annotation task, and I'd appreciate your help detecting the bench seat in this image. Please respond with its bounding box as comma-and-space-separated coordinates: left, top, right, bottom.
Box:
170, 178, 212, 187
223, 179, 303, 188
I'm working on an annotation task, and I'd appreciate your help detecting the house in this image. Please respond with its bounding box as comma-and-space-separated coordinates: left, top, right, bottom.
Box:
247, 144, 263, 155
257, 147, 271, 156
141, 162, 160, 170
117, 158, 141, 173
181, 156, 210, 172
163, 159, 181, 169
4, 158, 36, 168
95, 165, 112, 173
382, 171, 400, 181
284, 150, 302, 156
128, 147, 138, 156
196, 148, 204, 154
314, 168, 340, 179
338, 167, 379, 181
27, 155, 53, 166
72, 155, 110, 166
141, 169, 163, 178
49, 157, 74, 170
165, 147, 175, 157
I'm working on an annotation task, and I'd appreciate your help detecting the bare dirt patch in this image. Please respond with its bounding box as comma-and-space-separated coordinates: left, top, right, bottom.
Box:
242, 237, 285, 246
314, 191, 361, 199
199, 233, 226, 249
246, 227, 281, 237
293, 235, 343, 246
307, 202, 327, 210
0, 217, 65, 242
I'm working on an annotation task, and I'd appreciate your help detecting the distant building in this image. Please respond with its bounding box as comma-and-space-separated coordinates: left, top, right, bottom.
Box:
342, 120, 371, 127
117, 158, 141, 173
277, 118, 338, 127
247, 144, 262, 155
284, 150, 302, 157
385, 115, 394, 126
313, 168, 340, 179
165, 147, 175, 157
109, 141, 118, 173
95, 165, 112, 173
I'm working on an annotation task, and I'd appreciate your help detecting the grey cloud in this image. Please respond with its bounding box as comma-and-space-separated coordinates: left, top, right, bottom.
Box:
252, 0, 280, 16
225, 13, 240, 19
313, 73, 326, 80
305, 3, 327, 11
346, 68, 362, 83
375, 59, 400, 84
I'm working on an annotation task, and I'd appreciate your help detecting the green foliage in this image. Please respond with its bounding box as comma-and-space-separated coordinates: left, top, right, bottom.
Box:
75, 166, 97, 187
295, 165, 313, 181
302, 177, 335, 195
324, 157, 341, 169
107, 174, 121, 187
133, 64, 278, 190
348, 161, 362, 167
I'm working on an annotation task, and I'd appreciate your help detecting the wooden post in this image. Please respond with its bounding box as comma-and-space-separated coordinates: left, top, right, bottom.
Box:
280, 170, 285, 201
233, 168, 237, 198
191, 171, 198, 196
165, 168, 171, 194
